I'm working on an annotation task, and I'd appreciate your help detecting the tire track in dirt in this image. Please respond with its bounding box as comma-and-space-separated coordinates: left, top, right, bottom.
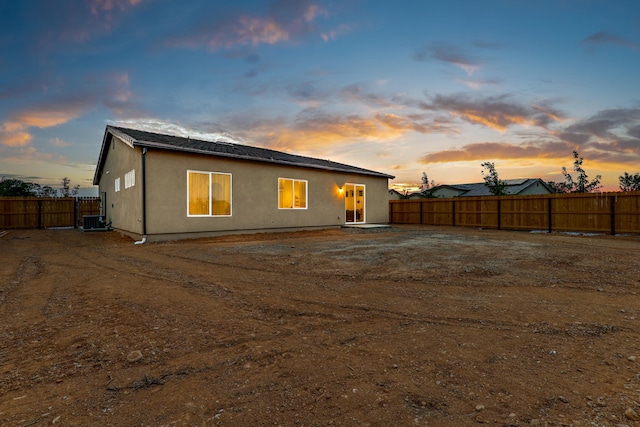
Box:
0, 254, 44, 306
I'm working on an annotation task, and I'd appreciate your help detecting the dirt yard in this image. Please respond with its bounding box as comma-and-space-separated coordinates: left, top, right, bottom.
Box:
1, 225, 639, 427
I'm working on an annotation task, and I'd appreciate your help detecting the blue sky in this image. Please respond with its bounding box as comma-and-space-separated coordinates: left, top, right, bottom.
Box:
1, 0, 639, 195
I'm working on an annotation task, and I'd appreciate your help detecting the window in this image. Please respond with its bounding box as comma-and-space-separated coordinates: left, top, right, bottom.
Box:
124, 170, 135, 189
278, 178, 307, 209
115, 177, 120, 192
187, 171, 232, 216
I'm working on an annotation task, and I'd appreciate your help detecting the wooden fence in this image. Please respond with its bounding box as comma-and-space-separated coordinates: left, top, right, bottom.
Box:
0, 197, 101, 229
389, 191, 640, 235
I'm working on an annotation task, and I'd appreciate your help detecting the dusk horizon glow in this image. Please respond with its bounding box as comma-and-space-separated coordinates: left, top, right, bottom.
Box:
1, 0, 639, 195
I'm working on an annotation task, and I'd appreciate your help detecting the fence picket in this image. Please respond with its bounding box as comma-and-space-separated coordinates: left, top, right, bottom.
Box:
389, 191, 640, 235
0, 197, 101, 229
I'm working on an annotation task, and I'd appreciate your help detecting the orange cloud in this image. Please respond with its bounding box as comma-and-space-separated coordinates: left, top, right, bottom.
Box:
457, 111, 532, 132
13, 109, 84, 128
0, 127, 32, 147
0, 94, 94, 148
422, 94, 564, 132
420, 142, 571, 164
247, 112, 444, 153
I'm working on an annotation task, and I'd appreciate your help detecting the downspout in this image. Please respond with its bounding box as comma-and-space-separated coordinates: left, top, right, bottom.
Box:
134, 147, 147, 244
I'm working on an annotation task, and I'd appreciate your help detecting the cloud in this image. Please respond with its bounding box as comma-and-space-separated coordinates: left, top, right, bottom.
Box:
0, 100, 83, 147
320, 23, 352, 42
243, 109, 449, 153
89, 0, 144, 15
112, 119, 240, 144
287, 81, 331, 106
340, 84, 394, 108
562, 107, 640, 139
0, 144, 59, 163
581, 31, 640, 50
419, 106, 640, 168
168, 0, 327, 51
457, 78, 502, 90
0, 126, 32, 147
413, 43, 482, 76
0, 72, 135, 147
0, 95, 90, 147
32, 0, 145, 48
420, 141, 572, 164
420, 94, 564, 132
12, 103, 88, 129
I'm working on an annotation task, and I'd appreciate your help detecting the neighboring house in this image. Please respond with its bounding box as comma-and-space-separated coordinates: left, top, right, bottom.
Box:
388, 189, 405, 200
388, 189, 433, 199
430, 179, 554, 198
93, 126, 394, 242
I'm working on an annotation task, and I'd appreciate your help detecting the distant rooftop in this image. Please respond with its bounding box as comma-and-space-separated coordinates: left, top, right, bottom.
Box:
432, 178, 554, 197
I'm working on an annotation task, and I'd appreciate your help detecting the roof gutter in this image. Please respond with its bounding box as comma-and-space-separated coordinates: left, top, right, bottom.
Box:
134, 147, 148, 245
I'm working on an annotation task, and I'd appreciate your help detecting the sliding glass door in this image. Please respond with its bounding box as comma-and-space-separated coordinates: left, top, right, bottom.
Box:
344, 183, 365, 224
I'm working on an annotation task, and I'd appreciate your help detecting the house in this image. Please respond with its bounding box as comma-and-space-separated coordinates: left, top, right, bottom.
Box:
388, 189, 428, 200
388, 189, 405, 200
93, 126, 394, 242
429, 178, 554, 198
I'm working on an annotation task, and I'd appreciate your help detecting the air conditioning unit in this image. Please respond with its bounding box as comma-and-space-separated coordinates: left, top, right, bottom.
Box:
82, 215, 107, 230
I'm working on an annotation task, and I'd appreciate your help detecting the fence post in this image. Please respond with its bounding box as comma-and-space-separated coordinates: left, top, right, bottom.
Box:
73, 198, 78, 229
497, 199, 501, 230
389, 201, 393, 224
420, 200, 423, 224
452, 200, 456, 226
547, 197, 552, 233
610, 195, 616, 236
37, 199, 43, 229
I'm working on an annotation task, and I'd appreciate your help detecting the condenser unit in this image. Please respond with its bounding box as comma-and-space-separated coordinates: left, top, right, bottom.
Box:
82, 215, 108, 231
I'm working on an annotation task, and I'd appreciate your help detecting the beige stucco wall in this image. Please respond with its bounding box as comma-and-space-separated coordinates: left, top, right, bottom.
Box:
98, 136, 143, 234
99, 136, 390, 240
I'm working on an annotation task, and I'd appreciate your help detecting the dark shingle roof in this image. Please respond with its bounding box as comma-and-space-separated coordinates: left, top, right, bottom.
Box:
432, 179, 553, 197
93, 126, 394, 184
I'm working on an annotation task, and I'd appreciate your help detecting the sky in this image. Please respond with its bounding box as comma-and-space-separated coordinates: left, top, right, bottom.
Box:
1, 0, 640, 195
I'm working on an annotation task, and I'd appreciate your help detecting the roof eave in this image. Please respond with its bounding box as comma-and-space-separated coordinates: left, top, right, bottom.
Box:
92, 129, 112, 186
93, 126, 137, 186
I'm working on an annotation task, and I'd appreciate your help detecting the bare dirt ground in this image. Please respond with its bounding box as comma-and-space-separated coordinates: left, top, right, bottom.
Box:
1, 225, 639, 427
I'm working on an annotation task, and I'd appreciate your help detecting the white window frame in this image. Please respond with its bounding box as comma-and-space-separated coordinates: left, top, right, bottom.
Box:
115, 177, 120, 192
278, 177, 308, 210
124, 169, 135, 189
187, 170, 232, 217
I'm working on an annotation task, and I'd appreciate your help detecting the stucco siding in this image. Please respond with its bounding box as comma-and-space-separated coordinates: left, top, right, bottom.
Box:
142, 148, 389, 237
98, 136, 143, 234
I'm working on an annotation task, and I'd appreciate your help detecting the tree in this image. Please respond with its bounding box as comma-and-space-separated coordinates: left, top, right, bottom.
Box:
481, 162, 507, 196
419, 172, 438, 198
551, 151, 601, 193
619, 172, 640, 192
0, 177, 39, 196
60, 177, 80, 197
398, 189, 411, 199
0, 177, 81, 197
35, 185, 57, 198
